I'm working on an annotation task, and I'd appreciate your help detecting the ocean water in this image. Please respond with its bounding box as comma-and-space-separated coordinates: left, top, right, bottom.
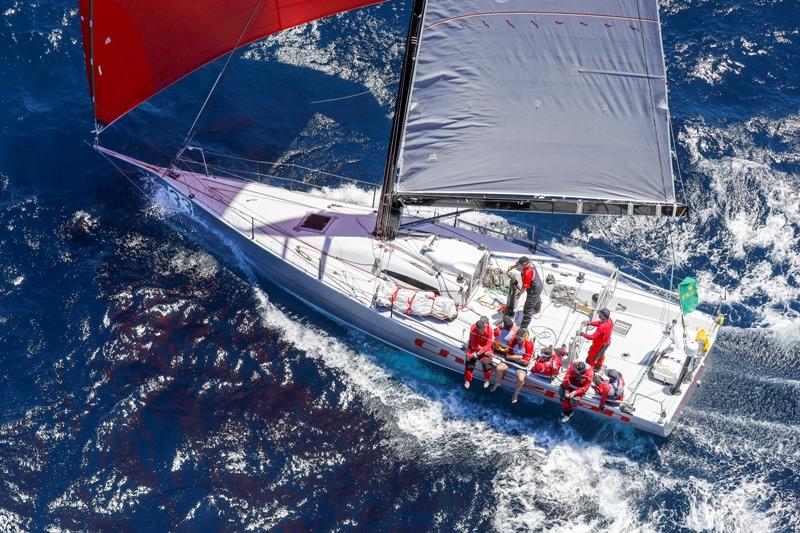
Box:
1, 0, 799, 531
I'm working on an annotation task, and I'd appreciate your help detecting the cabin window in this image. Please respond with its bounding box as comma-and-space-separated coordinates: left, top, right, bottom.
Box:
382, 270, 440, 294
297, 213, 333, 233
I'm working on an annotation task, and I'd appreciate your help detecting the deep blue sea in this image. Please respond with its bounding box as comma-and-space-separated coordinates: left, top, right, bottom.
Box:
2, 1, 800, 530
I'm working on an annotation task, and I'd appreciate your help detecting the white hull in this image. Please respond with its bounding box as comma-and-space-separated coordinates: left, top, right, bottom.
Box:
104, 148, 720, 437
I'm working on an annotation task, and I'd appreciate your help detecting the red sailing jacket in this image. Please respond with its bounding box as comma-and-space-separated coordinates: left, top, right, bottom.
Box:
583, 319, 614, 346
561, 363, 595, 396
533, 351, 563, 376
595, 375, 626, 410
467, 323, 493, 357
520, 266, 534, 290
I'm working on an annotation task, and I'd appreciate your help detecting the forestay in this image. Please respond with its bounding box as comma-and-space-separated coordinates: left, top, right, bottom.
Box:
79, 0, 383, 127
394, 0, 676, 206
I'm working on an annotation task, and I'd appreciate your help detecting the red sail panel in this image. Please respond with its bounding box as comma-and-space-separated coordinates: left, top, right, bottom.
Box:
80, 0, 384, 127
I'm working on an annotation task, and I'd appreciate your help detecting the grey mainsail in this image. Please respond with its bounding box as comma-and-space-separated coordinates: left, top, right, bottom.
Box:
392, 0, 677, 209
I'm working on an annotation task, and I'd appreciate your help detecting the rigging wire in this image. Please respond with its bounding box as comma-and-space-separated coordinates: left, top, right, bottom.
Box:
175, 0, 264, 160
181, 148, 375, 186
310, 88, 376, 105
92, 143, 168, 211
668, 218, 678, 295
669, 118, 692, 212
310, 80, 399, 104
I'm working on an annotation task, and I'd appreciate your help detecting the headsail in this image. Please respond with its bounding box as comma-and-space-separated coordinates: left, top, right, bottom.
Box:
389, 0, 681, 215
79, 0, 383, 128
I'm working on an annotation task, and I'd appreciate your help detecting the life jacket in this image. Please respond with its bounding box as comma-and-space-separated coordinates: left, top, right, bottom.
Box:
563, 364, 594, 395
534, 350, 562, 376
539, 346, 566, 361
509, 337, 534, 365
567, 371, 591, 388
493, 326, 516, 353
520, 266, 543, 296
607, 375, 625, 400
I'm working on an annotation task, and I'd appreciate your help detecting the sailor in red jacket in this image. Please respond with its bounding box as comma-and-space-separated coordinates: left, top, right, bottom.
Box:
533, 344, 565, 377
504, 256, 542, 330
491, 328, 534, 403
559, 361, 594, 422
464, 316, 494, 389
583, 308, 614, 371
593, 369, 625, 411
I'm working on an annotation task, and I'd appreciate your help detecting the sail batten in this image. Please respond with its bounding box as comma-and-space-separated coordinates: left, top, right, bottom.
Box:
393, 0, 677, 207
80, 0, 384, 127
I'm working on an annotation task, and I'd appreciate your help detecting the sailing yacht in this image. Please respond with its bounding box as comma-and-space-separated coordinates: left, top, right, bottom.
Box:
80, 0, 722, 437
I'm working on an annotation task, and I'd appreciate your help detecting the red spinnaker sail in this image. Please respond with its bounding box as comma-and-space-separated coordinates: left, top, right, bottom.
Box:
79, 0, 383, 127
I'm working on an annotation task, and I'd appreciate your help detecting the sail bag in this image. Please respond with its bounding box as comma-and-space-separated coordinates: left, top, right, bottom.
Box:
375, 280, 458, 320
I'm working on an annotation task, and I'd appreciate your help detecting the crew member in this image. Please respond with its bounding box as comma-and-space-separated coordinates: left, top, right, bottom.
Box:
492, 316, 517, 355
513, 257, 542, 330
582, 308, 614, 371
559, 360, 594, 422
594, 369, 625, 411
533, 344, 565, 377
491, 328, 534, 404
464, 316, 494, 389
503, 257, 537, 320
504, 257, 529, 316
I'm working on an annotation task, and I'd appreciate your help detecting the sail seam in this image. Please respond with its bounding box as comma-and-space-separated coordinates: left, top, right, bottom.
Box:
577, 68, 665, 80
427, 11, 658, 29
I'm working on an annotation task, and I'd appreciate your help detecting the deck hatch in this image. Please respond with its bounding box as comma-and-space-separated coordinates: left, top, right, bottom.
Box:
297, 213, 333, 233
613, 320, 632, 337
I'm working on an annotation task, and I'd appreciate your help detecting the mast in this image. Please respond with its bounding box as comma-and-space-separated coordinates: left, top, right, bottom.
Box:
374, 0, 428, 240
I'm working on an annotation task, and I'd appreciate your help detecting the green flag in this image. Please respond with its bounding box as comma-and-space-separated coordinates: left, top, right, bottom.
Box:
678, 277, 699, 315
